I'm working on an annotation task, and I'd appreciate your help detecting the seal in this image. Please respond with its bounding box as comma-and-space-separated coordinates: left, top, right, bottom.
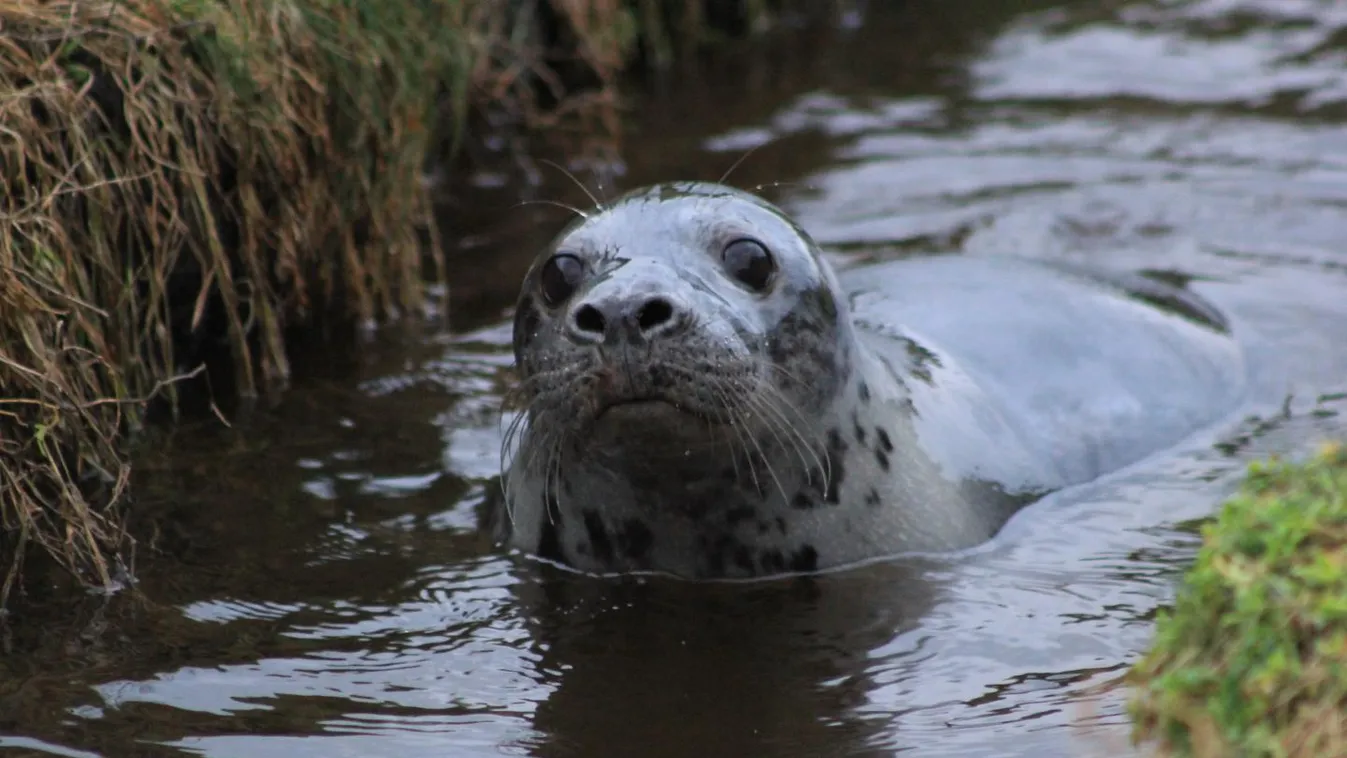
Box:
499, 182, 1246, 579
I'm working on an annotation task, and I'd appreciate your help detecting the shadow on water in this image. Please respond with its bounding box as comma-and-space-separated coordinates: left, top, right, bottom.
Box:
5, 1, 1347, 756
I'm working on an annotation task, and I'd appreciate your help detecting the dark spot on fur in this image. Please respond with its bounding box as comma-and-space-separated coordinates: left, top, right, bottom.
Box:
790, 545, 819, 573
708, 549, 726, 576
537, 492, 565, 562
757, 520, 772, 535
827, 427, 846, 453
776, 516, 788, 533
759, 549, 786, 573
705, 534, 739, 576
765, 289, 842, 408
904, 339, 942, 386
686, 497, 716, 520
792, 491, 816, 510
865, 488, 881, 507
817, 287, 838, 319
858, 381, 871, 403
733, 545, 754, 573
538, 522, 563, 562
876, 449, 890, 471
725, 506, 757, 525
617, 519, 654, 561
876, 428, 894, 453
583, 510, 614, 564
853, 412, 867, 445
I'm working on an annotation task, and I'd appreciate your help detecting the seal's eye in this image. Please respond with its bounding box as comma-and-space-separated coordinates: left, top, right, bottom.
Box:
539, 253, 585, 307
723, 238, 775, 292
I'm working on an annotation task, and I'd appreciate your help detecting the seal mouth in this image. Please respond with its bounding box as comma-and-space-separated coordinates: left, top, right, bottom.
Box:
577, 360, 739, 427
594, 396, 680, 419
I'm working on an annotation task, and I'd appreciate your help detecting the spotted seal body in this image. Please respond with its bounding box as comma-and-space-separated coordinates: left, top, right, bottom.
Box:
500, 182, 1246, 579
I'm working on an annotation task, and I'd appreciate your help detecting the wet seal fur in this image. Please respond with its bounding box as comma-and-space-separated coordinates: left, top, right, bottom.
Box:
498, 182, 1246, 579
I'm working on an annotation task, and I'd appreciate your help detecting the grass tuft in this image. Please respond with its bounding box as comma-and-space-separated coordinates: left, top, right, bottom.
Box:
0, 0, 494, 609
1129, 442, 1347, 758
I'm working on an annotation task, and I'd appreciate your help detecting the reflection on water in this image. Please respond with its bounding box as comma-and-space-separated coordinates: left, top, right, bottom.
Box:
5, 1, 1347, 756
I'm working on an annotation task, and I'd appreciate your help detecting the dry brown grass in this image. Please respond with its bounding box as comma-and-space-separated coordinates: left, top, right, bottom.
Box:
0, 0, 797, 611
0, 0, 478, 608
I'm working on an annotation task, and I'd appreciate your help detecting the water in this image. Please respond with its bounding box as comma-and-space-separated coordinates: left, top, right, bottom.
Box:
6, 1, 1347, 756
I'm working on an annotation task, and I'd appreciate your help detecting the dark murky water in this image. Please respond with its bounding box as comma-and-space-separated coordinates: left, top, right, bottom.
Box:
6, 2, 1347, 756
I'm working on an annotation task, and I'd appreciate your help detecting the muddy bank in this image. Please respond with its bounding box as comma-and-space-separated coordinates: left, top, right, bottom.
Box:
0, 0, 828, 610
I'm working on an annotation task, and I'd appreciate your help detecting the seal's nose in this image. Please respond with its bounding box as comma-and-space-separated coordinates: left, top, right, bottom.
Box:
569, 293, 678, 344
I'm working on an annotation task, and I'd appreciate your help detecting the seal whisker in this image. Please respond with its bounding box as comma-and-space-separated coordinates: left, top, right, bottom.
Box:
740, 387, 828, 494
648, 361, 824, 494
503, 416, 551, 527
542, 441, 562, 527
699, 378, 758, 491
737, 411, 792, 505
648, 353, 831, 501
502, 461, 521, 527
759, 366, 829, 446
497, 398, 533, 526
499, 386, 543, 488
745, 382, 826, 467
499, 388, 534, 454
500, 385, 569, 528
698, 374, 797, 504
749, 180, 820, 195
539, 158, 605, 211
500, 363, 592, 457
717, 142, 767, 187
684, 363, 825, 488
761, 364, 834, 480
512, 198, 589, 220
513, 417, 562, 528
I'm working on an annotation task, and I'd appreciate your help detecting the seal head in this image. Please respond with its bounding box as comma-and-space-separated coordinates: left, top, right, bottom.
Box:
505, 182, 856, 577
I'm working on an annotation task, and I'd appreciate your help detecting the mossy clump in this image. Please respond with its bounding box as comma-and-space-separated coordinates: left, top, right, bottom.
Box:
1129, 442, 1347, 757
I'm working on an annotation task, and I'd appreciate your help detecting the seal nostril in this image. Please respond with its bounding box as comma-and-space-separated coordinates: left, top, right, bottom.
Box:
637, 298, 674, 332
574, 304, 606, 335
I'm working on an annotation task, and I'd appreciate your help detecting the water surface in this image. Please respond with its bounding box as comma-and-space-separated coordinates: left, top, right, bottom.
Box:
6, 2, 1347, 756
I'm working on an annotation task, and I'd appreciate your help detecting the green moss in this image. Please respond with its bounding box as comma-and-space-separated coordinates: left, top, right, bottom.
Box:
1130, 442, 1347, 757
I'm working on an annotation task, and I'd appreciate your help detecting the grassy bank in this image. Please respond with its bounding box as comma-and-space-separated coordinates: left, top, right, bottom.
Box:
1129, 442, 1347, 757
0, 0, 465, 608
0, 0, 810, 610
